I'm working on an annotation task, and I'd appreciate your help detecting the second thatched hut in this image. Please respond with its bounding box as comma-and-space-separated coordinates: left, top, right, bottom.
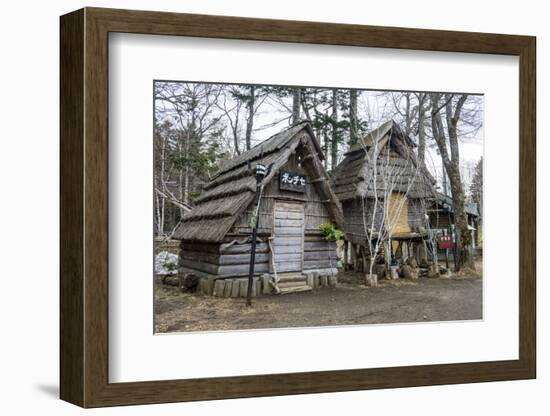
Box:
332, 120, 437, 272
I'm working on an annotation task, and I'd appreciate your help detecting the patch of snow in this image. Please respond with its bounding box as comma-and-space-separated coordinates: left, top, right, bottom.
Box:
155, 251, 179, 275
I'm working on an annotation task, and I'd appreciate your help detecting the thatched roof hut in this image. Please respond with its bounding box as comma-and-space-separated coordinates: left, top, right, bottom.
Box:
175, 122, 344, 285
332, 120, 437, 268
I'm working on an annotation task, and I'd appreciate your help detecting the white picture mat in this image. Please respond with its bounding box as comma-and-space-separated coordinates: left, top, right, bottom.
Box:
108, 33, 519, 383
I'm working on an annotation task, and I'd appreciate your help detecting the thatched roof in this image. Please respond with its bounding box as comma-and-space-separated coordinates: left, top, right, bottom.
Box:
332, 120, 436, 201
173, 121, 344, 242
346, 120, 416, 154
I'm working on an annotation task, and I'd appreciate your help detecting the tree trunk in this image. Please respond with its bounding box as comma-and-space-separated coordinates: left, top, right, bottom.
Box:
331, 89, 339, 170
403, 93, 413, 136
323, 111, 329, 169
292, 88, 301, 123
183, 127, 195, 205
245, 85, 255, 151
349, 89, 358, 147
417, 93, 426, 167
430, 93, 474, 271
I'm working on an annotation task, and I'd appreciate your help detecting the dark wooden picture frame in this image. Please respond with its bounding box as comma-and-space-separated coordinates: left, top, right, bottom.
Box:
60, 7, 536, 408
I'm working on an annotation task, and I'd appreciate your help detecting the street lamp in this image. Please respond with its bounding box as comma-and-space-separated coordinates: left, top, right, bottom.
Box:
246, 163, 267, 306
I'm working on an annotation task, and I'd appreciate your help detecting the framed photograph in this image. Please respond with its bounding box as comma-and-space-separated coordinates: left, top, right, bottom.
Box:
60, 7, 536, 408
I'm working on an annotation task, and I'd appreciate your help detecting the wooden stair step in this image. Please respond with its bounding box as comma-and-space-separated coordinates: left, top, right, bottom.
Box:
277, 281, 308, 289
277, 276, 307, 283
279, 285, 313, 294
277, 272, 303, 279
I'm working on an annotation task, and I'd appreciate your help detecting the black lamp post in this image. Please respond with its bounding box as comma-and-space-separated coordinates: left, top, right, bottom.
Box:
246, 163, 267, 306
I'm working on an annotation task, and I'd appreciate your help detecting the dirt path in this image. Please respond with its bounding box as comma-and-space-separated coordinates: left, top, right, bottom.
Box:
155, 272, 482, 333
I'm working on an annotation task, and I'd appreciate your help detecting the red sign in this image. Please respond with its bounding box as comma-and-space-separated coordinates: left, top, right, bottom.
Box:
438, 235, 454, 250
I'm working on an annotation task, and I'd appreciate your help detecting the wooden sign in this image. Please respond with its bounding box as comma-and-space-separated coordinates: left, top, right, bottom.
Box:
438, 235, 454, 250
279, 171, 306, 193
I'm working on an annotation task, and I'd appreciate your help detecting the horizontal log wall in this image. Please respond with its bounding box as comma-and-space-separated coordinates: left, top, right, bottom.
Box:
180, 236, 338, 277
342, 198, 383, 242
303, 234, 338, 271
343, 197, 430, 242
179, 240, 270, 279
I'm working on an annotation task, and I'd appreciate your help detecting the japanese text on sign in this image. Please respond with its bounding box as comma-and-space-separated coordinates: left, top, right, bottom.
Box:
279, 171, 306, 193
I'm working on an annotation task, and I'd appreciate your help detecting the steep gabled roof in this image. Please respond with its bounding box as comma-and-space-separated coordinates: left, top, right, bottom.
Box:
173, 121, 343, 242
346, 120, 417, 154
332, 120, 436, 201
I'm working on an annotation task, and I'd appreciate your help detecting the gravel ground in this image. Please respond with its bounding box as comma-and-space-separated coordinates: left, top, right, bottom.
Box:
154, 271, 482, 333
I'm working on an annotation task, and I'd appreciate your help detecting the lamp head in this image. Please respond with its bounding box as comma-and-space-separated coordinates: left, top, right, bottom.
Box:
255, 163, 267, 179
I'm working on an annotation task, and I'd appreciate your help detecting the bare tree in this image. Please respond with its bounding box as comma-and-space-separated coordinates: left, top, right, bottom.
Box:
330, 89, 339, 170
215, 88, 244, 156
245, 85, 255, 150
349, 89, 359, 146
292, 88, 301, 123
358, 131, 422, 280
154, 82, 224, 235
415, 92, 428, 168
430, 93, 476, 270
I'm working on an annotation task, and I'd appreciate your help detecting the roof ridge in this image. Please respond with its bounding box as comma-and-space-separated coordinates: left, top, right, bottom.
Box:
215, 122, 311, 176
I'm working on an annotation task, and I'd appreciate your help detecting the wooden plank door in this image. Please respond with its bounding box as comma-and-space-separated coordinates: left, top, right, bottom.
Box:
271, 202, 304, 273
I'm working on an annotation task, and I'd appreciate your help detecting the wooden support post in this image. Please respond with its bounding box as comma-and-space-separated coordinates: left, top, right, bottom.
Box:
261, 274, 271, 295
312, 272, 319, 288
231, 279, 241, 297
239, 279, 248, 298
421, 239, 429, 264
213, 279, 225, 297
251, 278, 259, 297
223, 279, 233, 297
343, 240, 349, 271
197, 278, 207, 295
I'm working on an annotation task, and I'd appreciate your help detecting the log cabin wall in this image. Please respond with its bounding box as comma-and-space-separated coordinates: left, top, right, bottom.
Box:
179, 240, 271, 279
341, 198, 384, 245
179, 241, 221, 278
341, 196, 429, 246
